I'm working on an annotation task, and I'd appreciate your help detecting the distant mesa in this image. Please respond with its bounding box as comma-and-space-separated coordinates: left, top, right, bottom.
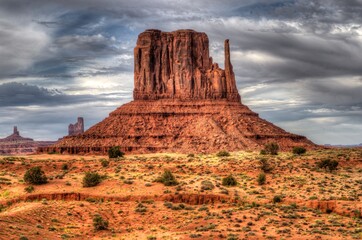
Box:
68, 117, 84, 136
0, 126, 55, 155
40, 29, 316, 155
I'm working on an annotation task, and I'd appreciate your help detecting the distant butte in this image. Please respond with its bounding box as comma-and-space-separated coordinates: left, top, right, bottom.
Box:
40, 29, 316, 154
0, 126, 55, 155
68, 117, 84, 136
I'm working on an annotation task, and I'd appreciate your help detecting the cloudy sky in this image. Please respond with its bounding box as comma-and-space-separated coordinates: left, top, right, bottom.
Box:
0, 0, 361, 145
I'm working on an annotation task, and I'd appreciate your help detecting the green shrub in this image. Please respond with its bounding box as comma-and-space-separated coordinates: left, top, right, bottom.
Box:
61, 163, 69, 171
263, 142, 279, 155
257, 173, 266, 185
100, 159, 109, 167
24, 185, 34, 193
108, 146, 124, 159
272, 195, 283, 203
216, 150, 230, 157
317, 159, 338, 172
201, 180, 215, 190
93, 215, 108, 230
259, 158, 273, 173
155, 170, 178, 186
82, 172, 102, 187
293, 147, 307, 155
24, 167, 47, 185
222, 175, 237, 186
259, 149, 267, 155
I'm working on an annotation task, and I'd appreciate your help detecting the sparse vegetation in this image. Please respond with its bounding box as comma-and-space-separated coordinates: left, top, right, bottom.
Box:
317, 159, 339, 172
155, 170, 178, 186
108, 146, 124, 159
93, 215, 108, 230
222, 175, 237, 186
263, 142, 279, 155
273, 195, 283, 203
216, 150, 230, 157
24, 185, 34, 193
293, 146, 307, 155
61, 163, 69, 171
82, 172, 102, 187
24, 167, 47, 185
201, 180, 214, 190
257, 173, 266, 185
259, 158, 273, 173
0, 148, 361, 239
100, 159, 109, 167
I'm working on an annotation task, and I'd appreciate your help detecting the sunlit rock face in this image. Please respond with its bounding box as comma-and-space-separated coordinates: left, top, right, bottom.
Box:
133, 29, 240, 101
39, 29, 316, 155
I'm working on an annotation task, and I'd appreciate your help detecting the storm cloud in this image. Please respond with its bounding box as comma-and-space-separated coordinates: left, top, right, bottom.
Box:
0, 0, 361, 144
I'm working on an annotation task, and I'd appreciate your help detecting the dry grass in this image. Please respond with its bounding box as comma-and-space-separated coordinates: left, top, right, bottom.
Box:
0, 148, 361, 239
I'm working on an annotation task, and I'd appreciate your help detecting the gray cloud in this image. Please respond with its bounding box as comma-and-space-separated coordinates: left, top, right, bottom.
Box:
0, 82, 132, 107
0, 0, 361, 144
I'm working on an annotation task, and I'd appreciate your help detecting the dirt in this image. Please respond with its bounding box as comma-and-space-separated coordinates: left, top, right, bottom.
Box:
0, 148, 361, 239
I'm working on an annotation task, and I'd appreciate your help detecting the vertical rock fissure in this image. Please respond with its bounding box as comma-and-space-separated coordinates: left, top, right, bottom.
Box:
134, 29, 240, 101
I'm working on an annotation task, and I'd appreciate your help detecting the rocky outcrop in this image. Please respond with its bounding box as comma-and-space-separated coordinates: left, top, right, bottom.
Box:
133, 29, 240, 101
68, 117, 84, 136
0, 126, 55, 155
39, 29, 316, 155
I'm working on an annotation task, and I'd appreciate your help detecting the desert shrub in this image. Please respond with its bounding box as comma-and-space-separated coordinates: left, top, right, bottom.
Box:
100, 159, 109, 167
263, 142, 279, 155
257, 173, 266, 185
108, 146, 124, 159
259, 158, 273, 173
61, 163, 68, 171
222, 175, 237, 186
24, 185, 34, 193
93, 215, 108, 230
19, 237, 29, 240
201, 180, 215, 190
135, 203, 147, 213
155, 170, 178, 186
293, 147, 307, 155
24, 167, 47, 185
83, 172, 102, 187
259, 149, 267, 155
216, 150, 230, 157
272, 195, 283, 203
187, 153, 195, 158
317, 159, 338, 172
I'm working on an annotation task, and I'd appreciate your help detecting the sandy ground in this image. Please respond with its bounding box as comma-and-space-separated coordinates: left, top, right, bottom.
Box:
0, 148, 361, 239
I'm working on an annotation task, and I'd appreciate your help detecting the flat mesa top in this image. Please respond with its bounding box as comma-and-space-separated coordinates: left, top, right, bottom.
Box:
144, 29, 198, 33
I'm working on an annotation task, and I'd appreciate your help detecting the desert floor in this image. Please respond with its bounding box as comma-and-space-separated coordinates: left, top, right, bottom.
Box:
0, 148, 361, 239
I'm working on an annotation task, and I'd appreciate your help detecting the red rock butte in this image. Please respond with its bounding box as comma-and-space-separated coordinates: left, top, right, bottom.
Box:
40, 29, 316, 154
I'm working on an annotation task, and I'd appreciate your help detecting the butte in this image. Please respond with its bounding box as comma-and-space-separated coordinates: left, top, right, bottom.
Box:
40, 29, 315, 155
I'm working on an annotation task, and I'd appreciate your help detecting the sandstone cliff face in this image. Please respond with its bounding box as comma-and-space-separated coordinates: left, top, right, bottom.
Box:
133, 29, 240, 101
39, 29, 316, 155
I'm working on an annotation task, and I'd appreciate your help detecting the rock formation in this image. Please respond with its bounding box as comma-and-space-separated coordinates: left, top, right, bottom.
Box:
133, 29, 240, 101
68, 117, 84, 136
0, 126, 55, 155
39, 29, 316, 155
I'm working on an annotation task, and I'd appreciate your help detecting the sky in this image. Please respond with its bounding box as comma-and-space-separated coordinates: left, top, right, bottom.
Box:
0, 0, 361, 145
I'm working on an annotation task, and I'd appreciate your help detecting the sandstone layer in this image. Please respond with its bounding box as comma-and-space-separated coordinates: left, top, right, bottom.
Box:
39, 29, 316, 154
